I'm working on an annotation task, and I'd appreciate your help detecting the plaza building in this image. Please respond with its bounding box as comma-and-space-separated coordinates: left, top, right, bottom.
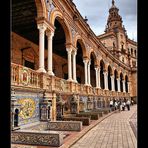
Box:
11, 0, 137, 130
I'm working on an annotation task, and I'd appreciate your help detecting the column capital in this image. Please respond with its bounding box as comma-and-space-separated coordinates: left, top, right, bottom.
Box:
66, 48, 72, 53
94, 67, 98, 71
83, 57, 89, 64
103, 71, 108, 75
37, 23, 47, 31
46, 30, 54, 38
110, 75, 114, 79
88, 60, 91, 66
72, 50, 77, 56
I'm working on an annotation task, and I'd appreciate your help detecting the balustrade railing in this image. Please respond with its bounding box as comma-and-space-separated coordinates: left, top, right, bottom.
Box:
11, 63, 131, 97
11, 63, 40, 88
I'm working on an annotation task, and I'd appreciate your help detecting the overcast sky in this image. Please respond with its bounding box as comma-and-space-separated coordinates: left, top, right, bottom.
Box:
73, 0, 137, 41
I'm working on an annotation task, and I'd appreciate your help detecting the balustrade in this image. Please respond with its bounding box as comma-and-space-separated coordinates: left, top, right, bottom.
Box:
11, 63, 131, 97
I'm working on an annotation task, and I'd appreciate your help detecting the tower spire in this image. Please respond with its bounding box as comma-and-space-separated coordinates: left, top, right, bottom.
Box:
112, 0, 115, 6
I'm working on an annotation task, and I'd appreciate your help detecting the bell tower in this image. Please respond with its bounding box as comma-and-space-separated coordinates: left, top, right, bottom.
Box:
105, 0, 126, 34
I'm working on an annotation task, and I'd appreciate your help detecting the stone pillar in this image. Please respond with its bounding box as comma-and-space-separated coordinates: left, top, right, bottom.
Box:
73, 50, 77, 82
122, 80, 126, 92
127, 82, 130, 93
95, 67, 99, 88
37, 24, 47, 73
111, 75, 115, 91
103, 71, 108, 90
88, 60, 91, 85
117, 78, 121, 92
83, 58, 89, 85
46, 30, 54, 76
98, 68, 101, 88
66, 48, 73, 81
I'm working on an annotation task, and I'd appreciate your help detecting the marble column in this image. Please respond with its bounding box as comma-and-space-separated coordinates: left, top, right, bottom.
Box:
37, 24, 47, 73
73, 50, 77, 82
95, 67, 99, 88
111, 75, 115, 91
66, 48, 73, 81
117, 78, 121, 92
88, 60, 91, 85
103, 71, 108, 90
83, 59, 88, 85
98, 68, 101, 88
122, 80, 126, 92
46, 31, 54, 76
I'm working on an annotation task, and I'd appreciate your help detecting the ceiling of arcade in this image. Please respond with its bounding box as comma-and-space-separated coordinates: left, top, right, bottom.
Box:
12, 0, 131, 76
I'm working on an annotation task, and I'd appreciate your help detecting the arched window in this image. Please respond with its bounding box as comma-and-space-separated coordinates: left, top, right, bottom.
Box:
131, 48, 133, 56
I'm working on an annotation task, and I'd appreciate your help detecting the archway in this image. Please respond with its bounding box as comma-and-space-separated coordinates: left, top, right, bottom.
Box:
100, 60, 105, 89
125, 75, 128, 92
120, 73, 123, 92
76, 40, 86, 84
90, 52, 96, 87
114, 70, 118, 91
52, 18, 67, 79
108, 66, 112, 90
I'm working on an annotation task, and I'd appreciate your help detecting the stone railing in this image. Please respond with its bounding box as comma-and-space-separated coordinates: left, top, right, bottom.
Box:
11, 63, 131, 98
11, 63, 40, 88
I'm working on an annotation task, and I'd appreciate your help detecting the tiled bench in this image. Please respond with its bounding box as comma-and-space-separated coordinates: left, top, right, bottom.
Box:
63, 116, 91, 126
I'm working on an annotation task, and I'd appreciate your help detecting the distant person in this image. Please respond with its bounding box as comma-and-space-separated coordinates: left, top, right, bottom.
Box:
122, 101, 126, 111
126, 99, 131, 111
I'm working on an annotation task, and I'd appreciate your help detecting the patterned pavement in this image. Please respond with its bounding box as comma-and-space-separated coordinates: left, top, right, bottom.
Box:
71, 105, 137, 148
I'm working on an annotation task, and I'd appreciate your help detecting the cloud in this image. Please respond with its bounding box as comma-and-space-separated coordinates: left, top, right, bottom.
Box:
73, 0, 137, 41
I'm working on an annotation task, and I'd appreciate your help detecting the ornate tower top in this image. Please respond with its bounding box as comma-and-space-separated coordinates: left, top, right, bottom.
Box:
105, 0, 126, 33
112, 0, 115, 6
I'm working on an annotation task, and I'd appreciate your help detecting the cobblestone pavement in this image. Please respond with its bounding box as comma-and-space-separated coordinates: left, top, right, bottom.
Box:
71, 105, 137, 148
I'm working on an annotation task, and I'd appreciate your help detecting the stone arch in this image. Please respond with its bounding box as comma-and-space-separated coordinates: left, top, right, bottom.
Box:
100, 59, 105, 70
49, 8, 72, 44
108, 65, 112, 91
74, 35, 87, 58
108, 65, 113, 75
125, 75, 129, 92
120, 72, 124, 92
89, 50, 98, 66
114, 69, 118, 91
35, 0, 48, 18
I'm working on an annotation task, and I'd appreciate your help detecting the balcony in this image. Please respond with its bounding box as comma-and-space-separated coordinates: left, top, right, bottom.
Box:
11, 63, 130, 97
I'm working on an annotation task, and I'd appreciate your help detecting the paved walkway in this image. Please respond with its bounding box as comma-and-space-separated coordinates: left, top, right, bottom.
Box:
11, 105, 137, 148
71, 105, 137, 148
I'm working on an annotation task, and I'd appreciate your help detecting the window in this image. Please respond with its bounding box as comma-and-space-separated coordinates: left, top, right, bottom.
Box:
131, 48, 133, 56
122, 57, 124, 63
24, 60, 34, 69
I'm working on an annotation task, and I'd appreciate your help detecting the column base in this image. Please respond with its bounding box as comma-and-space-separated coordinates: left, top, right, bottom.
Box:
73, 80, 78, 83
67, 78, 73, 82
36, 68, 46, 73
47, 71, 55, 76
84, 84, 89, 86
96, 87, 101, 89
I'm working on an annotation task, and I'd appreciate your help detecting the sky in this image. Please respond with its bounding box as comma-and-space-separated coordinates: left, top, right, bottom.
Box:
73, 0, 137, 41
